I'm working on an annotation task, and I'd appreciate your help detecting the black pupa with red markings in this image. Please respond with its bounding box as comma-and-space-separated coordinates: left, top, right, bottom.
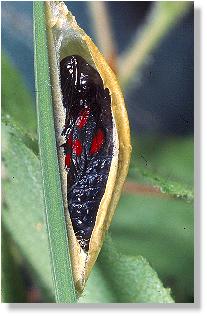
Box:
60, 55, 114, 252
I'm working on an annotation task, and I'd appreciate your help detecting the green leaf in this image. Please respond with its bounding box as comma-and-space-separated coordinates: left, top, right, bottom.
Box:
142, 137, 193, 186
110, 193, 194, 302
140, 170, 193, 202
2, 122, 54, 302
1, 53, 37, 136
2, 115, 39, 156
1, 52, 38, 154
1, 226, 27, 303
78, 264, 117, 303
80, 236, 174, 303
33, 2, 76, 303
129, 136, 194, 202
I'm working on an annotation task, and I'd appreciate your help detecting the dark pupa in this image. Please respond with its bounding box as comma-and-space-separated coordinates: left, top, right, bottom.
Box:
60, 55, 115, 252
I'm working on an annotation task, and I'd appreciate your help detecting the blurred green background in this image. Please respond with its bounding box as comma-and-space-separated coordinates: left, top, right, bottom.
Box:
1, 1, 194, 303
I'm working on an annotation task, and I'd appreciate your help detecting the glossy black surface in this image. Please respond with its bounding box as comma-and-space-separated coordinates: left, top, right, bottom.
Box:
60, 55, 114, 251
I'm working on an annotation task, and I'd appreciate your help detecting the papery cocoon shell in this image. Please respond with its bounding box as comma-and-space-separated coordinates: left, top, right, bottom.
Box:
45, 1, 131, 293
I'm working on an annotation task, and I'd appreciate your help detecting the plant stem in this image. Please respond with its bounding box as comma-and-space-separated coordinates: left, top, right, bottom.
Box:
88, 1, 117, 73
119, 2, 191, 88
33, 2, 76, 303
